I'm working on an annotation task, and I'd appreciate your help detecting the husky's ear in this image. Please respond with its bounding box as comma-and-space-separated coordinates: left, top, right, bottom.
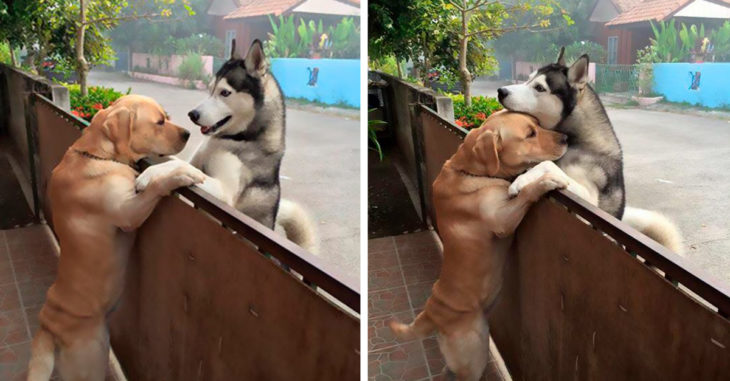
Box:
230, 38, 240, 60
245, 39, 267, 77
568, 54, 589, 88
473, 129, 501, 176
556, 46, 566, 66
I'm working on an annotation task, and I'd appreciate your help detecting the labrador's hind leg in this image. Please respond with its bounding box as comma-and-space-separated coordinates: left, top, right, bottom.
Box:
438, 314, 490, 381
57, 324, 110, 381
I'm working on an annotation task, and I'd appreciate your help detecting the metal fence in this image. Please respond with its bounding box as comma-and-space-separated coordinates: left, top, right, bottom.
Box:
417, 104, 730, 379
32, 93, 360, 380
595, 64, 638, 93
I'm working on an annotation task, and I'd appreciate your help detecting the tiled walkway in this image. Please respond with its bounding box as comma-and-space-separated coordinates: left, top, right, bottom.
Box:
368, 231, 507, 381
0, 225, 58, 380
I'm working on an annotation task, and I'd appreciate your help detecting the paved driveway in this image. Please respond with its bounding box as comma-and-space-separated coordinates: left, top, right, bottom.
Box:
88, 71, 360, 280
610, 108, 730, 283
472, 79, 730, 285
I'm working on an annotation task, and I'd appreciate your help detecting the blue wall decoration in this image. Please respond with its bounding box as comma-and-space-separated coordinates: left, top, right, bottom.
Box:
271, 58, 360, 107
653, 63, 730, 108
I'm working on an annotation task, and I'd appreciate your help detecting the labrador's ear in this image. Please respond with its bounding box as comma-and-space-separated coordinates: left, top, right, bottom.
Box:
568, 54, 589, 88
556, 46, 566, 66
102, 106, 135, 159
230, 38, 240, 60
473, 129, 501, 176
245, 39, 267, 77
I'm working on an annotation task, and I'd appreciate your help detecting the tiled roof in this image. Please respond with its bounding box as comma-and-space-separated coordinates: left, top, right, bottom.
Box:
611, 0, 646, 12
606, 0, 730, 26
606, 0, 688, 25
224, 0, 303, 19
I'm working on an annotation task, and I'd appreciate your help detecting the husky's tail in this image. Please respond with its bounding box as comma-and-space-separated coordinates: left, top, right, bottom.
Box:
622, 206, 684, 255
388, 311, 437, 341
27, 328, 55, 381
277, 199, 319, 254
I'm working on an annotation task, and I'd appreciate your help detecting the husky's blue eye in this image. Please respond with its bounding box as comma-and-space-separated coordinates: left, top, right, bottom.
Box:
534, 84, 546, 92
220, 89, 231, 97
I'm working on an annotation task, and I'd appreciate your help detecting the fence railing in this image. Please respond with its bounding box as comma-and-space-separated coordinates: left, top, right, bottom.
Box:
369, 71, 454, 221
0, 63, 69, 217
595, 64, 638, 93
418, 104, 730, 378
33, 93, 359, 380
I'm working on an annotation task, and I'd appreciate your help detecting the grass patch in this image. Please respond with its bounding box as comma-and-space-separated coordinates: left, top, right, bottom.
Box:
659, 100, 730, 112
285, 97, 358, 110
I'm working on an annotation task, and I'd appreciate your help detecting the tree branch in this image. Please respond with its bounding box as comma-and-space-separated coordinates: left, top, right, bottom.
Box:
447, 0, 464, 11
82, 12, 161, 26
466, 0, 494, 12
466, 24, 538, 37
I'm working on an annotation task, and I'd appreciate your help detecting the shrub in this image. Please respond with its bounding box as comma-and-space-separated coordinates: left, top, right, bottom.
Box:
177, 53, 206, 84
267, 15, 359, 59
0, 42, 12, 65
66, 84, 130, 121
448, 94, 502, 129
174, 34, 225, 56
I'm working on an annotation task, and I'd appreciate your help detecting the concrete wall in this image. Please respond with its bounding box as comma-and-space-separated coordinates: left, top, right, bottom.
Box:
271, 58, 360, 107
131, 53, 214, 77
653, 63, 730, 108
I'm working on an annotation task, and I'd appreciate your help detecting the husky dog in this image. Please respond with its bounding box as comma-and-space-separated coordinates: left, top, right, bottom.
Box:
138, 39, 317, 253
497, 48, 683, 253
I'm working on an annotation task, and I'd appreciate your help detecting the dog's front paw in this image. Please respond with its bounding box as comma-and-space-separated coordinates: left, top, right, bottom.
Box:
508, 161, 567, 197
509, 168, 543, 197
135, 169, 154, 192
539, 173, 570, 192
136, 159, 205, 194
163, 165, 206, 193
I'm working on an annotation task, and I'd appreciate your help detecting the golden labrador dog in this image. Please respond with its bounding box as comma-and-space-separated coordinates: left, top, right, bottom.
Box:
27, 95, 206, 381
389, 111, 571, 381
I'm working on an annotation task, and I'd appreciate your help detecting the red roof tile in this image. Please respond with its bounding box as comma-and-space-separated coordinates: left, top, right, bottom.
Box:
224, 0, 303, 19
606, 0, 689, 25
606, 0, 730, 26
611, 0, 646, 12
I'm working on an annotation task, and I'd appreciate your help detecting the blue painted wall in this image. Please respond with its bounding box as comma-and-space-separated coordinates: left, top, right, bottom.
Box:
271, 58, 360, 107
653, 63, 730, 108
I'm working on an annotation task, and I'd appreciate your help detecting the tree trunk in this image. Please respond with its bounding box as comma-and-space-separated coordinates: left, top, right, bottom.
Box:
8, 41, 17, 67
77, 0, 89, 96
459, 3, 472, 107
396, 57, 402, 79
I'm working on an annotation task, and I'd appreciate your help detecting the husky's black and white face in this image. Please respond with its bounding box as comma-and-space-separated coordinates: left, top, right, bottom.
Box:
188, 39, 268, 136
498, 49, 589, 130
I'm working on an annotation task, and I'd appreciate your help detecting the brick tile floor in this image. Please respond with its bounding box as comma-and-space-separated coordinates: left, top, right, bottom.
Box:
0, 225, 58, 381
368, 231, 508, 381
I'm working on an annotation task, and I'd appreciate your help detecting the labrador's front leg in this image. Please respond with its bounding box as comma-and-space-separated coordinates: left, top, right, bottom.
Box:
488, 172, 569, 238
111, 164, 205, 232
509, 160, 592, 202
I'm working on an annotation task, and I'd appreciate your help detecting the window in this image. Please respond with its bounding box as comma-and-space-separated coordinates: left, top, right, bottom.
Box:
608, 36, 618, 64
225, 30, 237, 59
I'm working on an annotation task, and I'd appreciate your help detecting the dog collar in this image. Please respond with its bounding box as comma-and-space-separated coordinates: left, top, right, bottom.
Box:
74, 149, 134, 168
218, 126, 264, 142
455, 168, 494, 178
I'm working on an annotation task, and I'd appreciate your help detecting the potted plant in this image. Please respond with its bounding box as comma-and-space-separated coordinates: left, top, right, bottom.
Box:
632, 46, 664, 106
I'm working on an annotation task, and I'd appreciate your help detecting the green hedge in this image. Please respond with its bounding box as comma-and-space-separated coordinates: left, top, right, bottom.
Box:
66, 84, 130, 121
449, 94, 503, 129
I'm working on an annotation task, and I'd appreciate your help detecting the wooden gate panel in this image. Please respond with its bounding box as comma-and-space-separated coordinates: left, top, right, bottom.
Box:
490, 199, 730, 380
109, 196, 360, 381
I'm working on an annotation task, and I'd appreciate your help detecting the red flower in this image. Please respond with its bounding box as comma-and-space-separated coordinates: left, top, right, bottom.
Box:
455, 119, 465, 127
92, 103, 103, 110
71, 110, 80, 117
475, 112, 486, 120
